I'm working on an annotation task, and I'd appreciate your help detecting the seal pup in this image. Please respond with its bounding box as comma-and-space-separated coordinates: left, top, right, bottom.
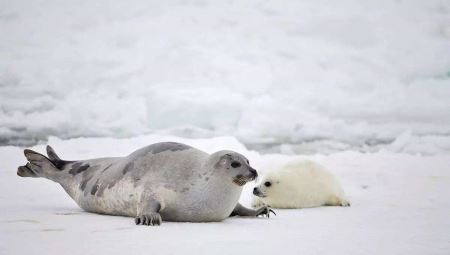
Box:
252, 160, 350, 208
17, 142, 274, 226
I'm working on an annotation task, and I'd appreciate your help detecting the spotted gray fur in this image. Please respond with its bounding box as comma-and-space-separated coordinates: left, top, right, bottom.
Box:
69, 162, 90, 176
149, 142, 191, 154
91, 179, 100, 195
17, 143, 268, 225
122, 162, 134, 175
102, 164, 113, 172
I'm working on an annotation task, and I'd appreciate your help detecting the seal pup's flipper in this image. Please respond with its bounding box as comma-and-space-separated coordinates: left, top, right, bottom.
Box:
17, 149, 60, 181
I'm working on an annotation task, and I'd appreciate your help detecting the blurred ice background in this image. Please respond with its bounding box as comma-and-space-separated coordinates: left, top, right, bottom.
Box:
1, 0, 450, 154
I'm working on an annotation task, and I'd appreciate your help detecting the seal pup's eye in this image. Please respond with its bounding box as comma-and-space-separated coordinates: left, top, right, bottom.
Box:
231, 162, 241, 168
264, 181, 272, 187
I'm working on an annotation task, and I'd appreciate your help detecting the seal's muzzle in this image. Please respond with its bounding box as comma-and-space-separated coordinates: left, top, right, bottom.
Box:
248, 167, 258, 180
253, 187, 266, 197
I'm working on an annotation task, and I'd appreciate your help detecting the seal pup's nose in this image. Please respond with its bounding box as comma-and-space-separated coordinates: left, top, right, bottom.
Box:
253, 187, 261, 196
253, 187, 265, 197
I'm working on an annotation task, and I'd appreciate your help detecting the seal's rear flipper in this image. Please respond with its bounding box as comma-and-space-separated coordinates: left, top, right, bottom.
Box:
17, 149, 59, 180
46, 145, 62, 161
46, 145, 73, 169
17, 164, 39, 178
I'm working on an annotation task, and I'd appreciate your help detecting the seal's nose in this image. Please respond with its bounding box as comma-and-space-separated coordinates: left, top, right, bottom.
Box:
249, 168, 258, 179
253, 187, 260, 195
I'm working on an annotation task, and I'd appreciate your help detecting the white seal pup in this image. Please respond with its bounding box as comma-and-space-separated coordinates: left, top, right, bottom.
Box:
17, 142, 275, 226
252, 160, 350, 209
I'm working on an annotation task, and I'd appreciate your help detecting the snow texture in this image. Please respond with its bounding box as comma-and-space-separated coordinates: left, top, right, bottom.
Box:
1, 0, 450, 154
1, 135, 449, 255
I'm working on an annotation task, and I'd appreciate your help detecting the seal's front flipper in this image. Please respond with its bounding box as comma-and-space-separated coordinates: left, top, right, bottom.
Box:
136, 197, 163, 226
135, 212, 162, 226
17, 149, 60, 181
254, 206, 276, 218
230, 203, 276, 218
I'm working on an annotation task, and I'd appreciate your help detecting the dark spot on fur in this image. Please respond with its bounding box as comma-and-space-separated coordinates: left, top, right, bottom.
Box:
149, 142, 191, 154
96, 180, 118, 197
69, 162, 90, 176
79, 166, 97, 191
80, 179, 87, 191
96, 186, 105, 196
91, 180, 100, 195
102, 164, 113, 172
80, 174, 92, 191
106, 180, 118, 191
204, 177, 209, 181
96, 181, 110, 197
181, 187, 189, 193
122, 162, 134, 175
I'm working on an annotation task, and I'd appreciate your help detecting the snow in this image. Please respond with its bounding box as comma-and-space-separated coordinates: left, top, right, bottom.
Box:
1, 135, 449, 254
1, 0, 450, 154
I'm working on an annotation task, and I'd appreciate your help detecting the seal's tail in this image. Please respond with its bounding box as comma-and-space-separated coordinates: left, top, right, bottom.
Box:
17, 146, 67, 180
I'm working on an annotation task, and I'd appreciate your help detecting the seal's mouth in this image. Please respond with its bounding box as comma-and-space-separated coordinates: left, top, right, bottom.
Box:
233, 173, 257, 186
253, 187, 266, 197
232, 167, 258, 186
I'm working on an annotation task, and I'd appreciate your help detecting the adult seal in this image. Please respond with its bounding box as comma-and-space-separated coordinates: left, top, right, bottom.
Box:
17, 142, 274, 226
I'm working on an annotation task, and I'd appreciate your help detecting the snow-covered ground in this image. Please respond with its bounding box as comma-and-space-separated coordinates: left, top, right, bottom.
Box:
1, 0, 450, 154
1, 135, 449, 255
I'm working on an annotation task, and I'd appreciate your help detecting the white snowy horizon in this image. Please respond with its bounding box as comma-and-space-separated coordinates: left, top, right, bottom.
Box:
1, 0, 450, 155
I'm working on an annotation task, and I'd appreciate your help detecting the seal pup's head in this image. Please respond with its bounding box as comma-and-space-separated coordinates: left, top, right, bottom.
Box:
209, 151, 257, 186
252, 171, 281, 198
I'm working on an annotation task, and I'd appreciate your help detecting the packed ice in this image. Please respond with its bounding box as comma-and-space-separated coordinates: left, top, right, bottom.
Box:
1, 0, 450, 154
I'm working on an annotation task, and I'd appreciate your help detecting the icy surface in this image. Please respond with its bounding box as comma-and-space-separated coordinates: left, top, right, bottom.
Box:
1, 135, 449, 254
1, 0, 450, 153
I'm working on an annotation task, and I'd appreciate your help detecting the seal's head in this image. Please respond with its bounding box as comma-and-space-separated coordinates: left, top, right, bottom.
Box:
209, 151, 257, 186
252, 172, 281, 198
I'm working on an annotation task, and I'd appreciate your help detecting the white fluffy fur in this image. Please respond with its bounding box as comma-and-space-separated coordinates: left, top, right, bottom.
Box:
252, 160, 350, 209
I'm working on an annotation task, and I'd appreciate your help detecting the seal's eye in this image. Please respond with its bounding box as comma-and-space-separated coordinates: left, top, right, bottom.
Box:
264, 181, 272, 187
231, 162, 241, 168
